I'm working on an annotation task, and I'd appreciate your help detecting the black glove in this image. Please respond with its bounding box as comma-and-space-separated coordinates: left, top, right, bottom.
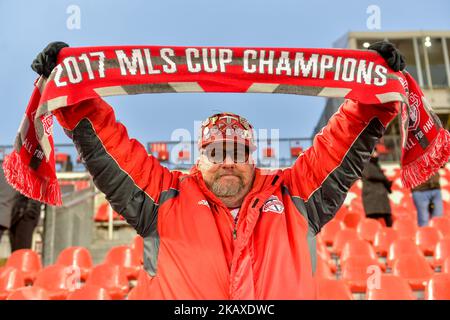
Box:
368, 41, 406, 72
31, 41, 69, 77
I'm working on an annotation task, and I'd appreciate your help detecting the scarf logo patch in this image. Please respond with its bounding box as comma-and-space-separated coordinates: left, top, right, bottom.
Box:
408, 92, 421, 131
262, 195, 284, 214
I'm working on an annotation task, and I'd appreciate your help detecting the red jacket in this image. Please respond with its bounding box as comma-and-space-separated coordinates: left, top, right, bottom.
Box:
54, 98, 399, 299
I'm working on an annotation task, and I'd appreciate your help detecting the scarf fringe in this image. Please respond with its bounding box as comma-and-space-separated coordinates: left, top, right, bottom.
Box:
401, 128, 450, 189
2, 151, 62, 206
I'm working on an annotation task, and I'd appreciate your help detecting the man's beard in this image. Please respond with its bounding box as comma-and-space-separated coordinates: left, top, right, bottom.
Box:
210, 173, 244, 197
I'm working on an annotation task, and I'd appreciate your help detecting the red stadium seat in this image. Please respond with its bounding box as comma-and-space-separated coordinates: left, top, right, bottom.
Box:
429, 217, 450, 237
443, 257, 450, 273
415, 227, 443, 256
393, 218, 418, 240
317, 242, 336, 273
373, 228, 399, 257
85, 264, 129, 300
392, 254, 434, 290
332, 229, 360, 256
33, 264, 80, 300
315, 257, 334, 280
318, 220, 345, 246
178, 150, 190, 161
290, 146, 303, 158
0, 267, 26, 300
340, 240, 381, 270
130, 235, 144, 265
66, 285, 112, 300
56, 246, 93, 281
366, 275, 415, 300
94, 202, 120, 222
425, 273, 450, 300
6, 286, 50, 300
343, 213, 363, 229
104, 246, 141, 280
434, 239, 450, 269
357, 219, 383, 244
387, 239, 423, 267
5, 249, 42, 284
316, 279, 353, 300
341, 256, 380, 293
263, 147, 275, 158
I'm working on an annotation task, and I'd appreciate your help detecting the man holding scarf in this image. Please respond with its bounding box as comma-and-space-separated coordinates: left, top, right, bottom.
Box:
29, 41, 404, 299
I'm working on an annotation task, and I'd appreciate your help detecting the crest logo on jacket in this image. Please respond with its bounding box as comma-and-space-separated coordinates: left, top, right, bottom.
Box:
262, 195, 284, 214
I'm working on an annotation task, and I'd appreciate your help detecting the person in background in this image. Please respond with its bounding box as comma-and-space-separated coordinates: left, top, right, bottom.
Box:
412, 172, 443, 227
0, 160, 18, 242
361, 150, 393, 227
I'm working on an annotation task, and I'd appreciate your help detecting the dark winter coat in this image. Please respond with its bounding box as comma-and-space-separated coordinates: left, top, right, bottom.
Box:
361, 157, 392, 216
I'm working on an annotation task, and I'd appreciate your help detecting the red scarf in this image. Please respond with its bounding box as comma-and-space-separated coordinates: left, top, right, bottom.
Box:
3, 46, 449, 205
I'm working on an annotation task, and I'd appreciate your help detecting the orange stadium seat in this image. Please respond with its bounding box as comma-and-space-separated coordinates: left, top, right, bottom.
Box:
332, 229, 361, 256
366, 274, 415, 300
94, 202, 120, 222
393, 218, 418, 240
434, 239, 450, 269
6, 286, 50, 300
340, 240, 381, 270
85, 264, 129, 300
56, 246, 93, 281
387, 239, 423, 267
341, 256, 380, 293
33, 264, 80, 300
415, 227, 443, 256
5, 249, 42, 284
357, 219, 383, 244
66, 285, 112, 300
429, 217, 450, 237
316, 279, 353, 300
392, 254, 434, 290
343, 213, 363, 229
130, 235, 144, 265
0, 267, 26, 300
425, 273, 450, 300
373, 227, 399, 257
319, 219, 345, 246
104, 246, 141, 280
317, 242, 337, 273
290, 146, 303, 158
263, 147, 275, 158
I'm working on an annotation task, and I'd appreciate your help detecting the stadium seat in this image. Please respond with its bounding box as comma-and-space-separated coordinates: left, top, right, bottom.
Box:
263, 147, 275, 158
33, 264, 80, 300
425, 273, 450, 300
357, 219, 383, 244
85, 264, 129, 300
319, 219, 345, 246
0, 267, 26, 300
341, 256, 381, 293
393, 218, 418, 240
443, 257, 450, 273
316, 279, 353, 300
94, 202, 120, 222
317, 242, 336, 273
130, 235, 144, 265
392, 254, 434, 290
104, 246, 141, 280
429, 217, 450, 237
373, 227, 399, 257
5, 249, 42, 284
343, 213, 363, 229
56, 246, 93, 281
434, 240, 450, 269
366, 274, 415, 300
178, 150, 190, 161
314, 257, 334, 280
340, 240, 382, 270
290, 146, 303, 158
66, 285, 112, 300
6, 286, 50, 300
387, 239, 423, 267
332, 229, 361, 256
415, 227, 443, 256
